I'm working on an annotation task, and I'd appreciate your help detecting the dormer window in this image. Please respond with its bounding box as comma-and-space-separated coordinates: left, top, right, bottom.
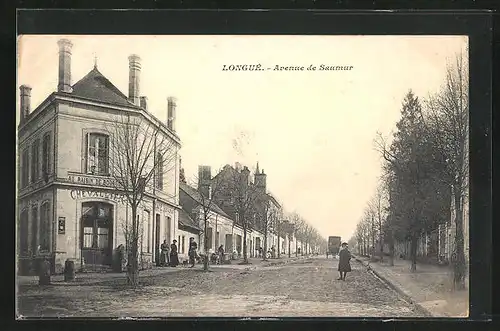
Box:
86, 133, 109, 175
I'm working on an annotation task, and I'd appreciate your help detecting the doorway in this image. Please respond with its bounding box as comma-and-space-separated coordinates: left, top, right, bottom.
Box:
81, 202, 113, 266
155, 214, 161, 266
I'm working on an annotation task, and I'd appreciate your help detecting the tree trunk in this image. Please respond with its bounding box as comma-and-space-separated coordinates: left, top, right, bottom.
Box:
243, 224, 248, 264
410, 234, 417, 272
277, 233, 280, 259
127, 205, 139, 287
288, 237, 291, 258
263, 227, 268, 261
389, 232, 395, 266
203, 216, 209, 271
453, 190, 466, 290
295, 238, 298, 257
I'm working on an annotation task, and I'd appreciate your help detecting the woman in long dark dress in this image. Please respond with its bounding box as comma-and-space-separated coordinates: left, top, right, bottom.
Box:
338, 242, 352, 281
170, 240, 179, 267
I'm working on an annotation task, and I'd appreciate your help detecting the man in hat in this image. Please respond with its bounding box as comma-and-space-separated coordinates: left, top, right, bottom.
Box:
337, 242, 352, 281
188, 237, 198, 268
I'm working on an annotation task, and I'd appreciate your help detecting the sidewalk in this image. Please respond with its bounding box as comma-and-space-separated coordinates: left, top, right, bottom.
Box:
17, 255, 309, 286
355, 256, 468, 317
17, 266, 185, 286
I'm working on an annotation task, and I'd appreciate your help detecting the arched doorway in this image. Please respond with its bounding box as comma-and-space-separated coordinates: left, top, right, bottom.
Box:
81, 202, 114, 267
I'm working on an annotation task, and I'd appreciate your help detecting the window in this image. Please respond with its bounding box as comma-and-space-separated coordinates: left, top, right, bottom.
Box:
81, 202, 112, 250
21, 148, 29, 188
42, 133, 51, 177
155, 153, 163, 190
87, 133, 109, 175
31, 140, 40, 183
181, 236, 185, 254
31, 206, 38, 255
19, 210, 29, 255
215, 231, 220, 248
40, 203, 51, 251
144, 210, 151, 253
207, 227, 213, 250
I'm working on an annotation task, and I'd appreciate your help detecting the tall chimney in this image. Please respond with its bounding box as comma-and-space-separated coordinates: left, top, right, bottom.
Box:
140, 96, 148, 110
198, 165, 212, 198
57, 39, 73, 93
19, 85, 32, 121
128, 54, 141, 106
167, 97, 177, 131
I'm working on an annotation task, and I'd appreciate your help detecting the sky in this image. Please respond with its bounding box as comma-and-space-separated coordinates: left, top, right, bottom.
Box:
17, 35, 468, 242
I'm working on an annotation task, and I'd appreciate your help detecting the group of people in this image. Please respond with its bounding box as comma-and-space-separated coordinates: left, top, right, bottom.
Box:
159, 237, 199, 268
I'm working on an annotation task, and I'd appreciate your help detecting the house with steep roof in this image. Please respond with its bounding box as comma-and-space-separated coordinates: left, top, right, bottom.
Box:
178, 168, 244, 258
17, 39, 181, 274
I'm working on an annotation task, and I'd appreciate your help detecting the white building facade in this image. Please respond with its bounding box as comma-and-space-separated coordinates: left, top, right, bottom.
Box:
17, 39, 181, 274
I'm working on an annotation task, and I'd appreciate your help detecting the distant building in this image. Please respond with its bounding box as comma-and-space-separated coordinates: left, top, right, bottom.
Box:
17, 39, 181, 274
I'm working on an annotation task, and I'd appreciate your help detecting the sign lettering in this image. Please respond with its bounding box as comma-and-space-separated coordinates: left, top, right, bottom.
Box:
70, 189, 127, 203
67, 174, 116, 188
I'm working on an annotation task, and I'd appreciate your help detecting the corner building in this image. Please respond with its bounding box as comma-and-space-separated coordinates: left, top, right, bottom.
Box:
17, 39, 181, 274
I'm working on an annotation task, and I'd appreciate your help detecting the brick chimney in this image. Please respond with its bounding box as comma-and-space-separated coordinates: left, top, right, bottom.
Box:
140, 96, 148, 110
128, 54, 141, 106
198, 165, 212, 198
57, 39, 73, 93
167, 97, 177, 131
19, 85, 32, 121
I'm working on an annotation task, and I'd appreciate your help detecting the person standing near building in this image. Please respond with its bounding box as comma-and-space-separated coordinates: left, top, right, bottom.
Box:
217, 244, 225, 265
160, 240, 170, 267
188, 237, 198, 268
170, 240, 179, 267
337, 242, 352, 281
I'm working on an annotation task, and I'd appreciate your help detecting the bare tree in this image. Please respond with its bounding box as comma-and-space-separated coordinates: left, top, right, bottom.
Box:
218, 166, 260, 264
368, 182, 387, 261
190, 168, 225, 271
107, 113, 177, 286
289, 212, 302, 257
425, 51, 469, 290
257, 194, 278, 261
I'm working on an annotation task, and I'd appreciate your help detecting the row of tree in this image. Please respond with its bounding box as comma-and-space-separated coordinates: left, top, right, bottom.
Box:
194, 164, 327, 270
350, 50, 469, 291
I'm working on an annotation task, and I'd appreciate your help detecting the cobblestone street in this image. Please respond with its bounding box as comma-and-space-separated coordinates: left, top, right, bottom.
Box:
17, 257, 423, 318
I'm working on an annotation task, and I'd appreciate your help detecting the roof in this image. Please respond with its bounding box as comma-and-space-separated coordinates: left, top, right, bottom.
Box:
267, 192, 281, 208
178, 209, 201, 232
71, 67, 138, 108
180, 182, 231, 219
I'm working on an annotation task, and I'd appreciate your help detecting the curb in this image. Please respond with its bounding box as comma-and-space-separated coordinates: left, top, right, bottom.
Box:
354, 257, 433, 317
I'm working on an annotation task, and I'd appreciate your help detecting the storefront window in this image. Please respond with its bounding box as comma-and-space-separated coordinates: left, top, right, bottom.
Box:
81, 202, 112, 249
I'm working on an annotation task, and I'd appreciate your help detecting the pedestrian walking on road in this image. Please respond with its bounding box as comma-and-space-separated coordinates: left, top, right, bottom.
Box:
337, 242, 352, 281
170, 240, 179, 267
188, 237, 198, 268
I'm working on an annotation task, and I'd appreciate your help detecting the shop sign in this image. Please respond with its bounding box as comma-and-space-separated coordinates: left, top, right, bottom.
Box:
67, 174, 116, 188
58, 217, 66, 234
70, 189, 127, 203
